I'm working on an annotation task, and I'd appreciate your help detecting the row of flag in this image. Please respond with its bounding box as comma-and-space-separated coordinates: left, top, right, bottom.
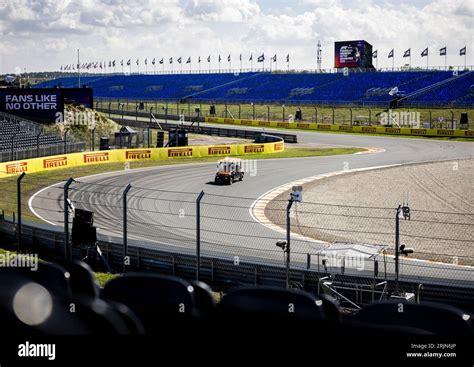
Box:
373, 46, 467, 59
60, 53, 290, 71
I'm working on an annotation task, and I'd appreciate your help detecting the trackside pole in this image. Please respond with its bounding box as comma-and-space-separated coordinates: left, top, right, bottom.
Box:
17, 172, 26, 251
196, 190, 205, 280
123, 184, 132, 272
64, 178, 75, 260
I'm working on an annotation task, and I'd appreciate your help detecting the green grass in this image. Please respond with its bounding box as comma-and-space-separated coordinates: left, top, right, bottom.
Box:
0, 147, 365, 223
0, 247, 118, 287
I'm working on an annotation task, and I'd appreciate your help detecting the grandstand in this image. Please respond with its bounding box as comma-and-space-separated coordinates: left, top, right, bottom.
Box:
35, 70, 474, 107
0, 112, 86, 162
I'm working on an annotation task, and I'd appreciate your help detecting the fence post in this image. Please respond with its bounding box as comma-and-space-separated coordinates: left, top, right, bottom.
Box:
368, 108, 372, 125
332, 108, 335, 124
64, 178, 74, 260
286, 198, 294, 289
123, 184, 132, 273
108, 102, 112, 118
267, 105, 270, 121
11, 135, 15, 161
196, 190, 205, 280
17, 172, 26, 251
314, 107, 318, 123
349, 108, 353, 125
36, 132, 41, 158
282, 105, 285, 121
238, 104, 241, 119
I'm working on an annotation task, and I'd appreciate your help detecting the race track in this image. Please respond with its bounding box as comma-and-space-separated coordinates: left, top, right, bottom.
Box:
29, 125, 474, 284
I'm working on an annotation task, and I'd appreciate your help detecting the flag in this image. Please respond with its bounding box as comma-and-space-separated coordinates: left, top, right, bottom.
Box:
112, 60, 116, 67
178, 57, 182, 63
286, 53, 290, 62
388, 49, 394, 58
403, 49, 411, 58
257, 53, 265, 62
136, 59, 139, 65
239, 54, 242, 61
439, 47, 447, 56
186, 56, 191, 64
272, 54, 277, 62
159, 58, 164, 64
218, 55, 221, 62
198, 56, 201, 63
144, 58, 147, 65
127, 59, 131, 66
169, 57, 173, 64
99, 62, 102, 69
249, 53, 253, 61
108, 61, 111, 67
227, 54, 231, 62
207, 55, 210, 62
121, 60, 123, 66
152, 58, 155, 65
372, 50, 377, 58
421, 47, 428, 57
460, 46, 466, 56
60, 65, 63, 71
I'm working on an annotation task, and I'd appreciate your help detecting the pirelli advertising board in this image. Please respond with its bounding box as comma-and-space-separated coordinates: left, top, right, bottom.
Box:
204, 117, 473, 138
0, 141, 285, 178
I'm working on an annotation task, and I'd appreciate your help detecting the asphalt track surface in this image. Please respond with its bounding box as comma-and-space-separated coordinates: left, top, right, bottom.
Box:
30, 122, 474, 285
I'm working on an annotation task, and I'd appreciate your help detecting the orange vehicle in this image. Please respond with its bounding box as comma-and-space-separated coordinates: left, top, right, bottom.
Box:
215, 157, 244, 185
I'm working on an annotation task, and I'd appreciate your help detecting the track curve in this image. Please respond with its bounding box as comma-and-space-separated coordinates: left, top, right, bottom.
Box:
29, 128, 474, 283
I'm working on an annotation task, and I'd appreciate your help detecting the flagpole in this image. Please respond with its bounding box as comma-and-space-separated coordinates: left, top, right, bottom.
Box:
445, 54, 447, 71
409, 55, 411, 70
77, 49, 81, 88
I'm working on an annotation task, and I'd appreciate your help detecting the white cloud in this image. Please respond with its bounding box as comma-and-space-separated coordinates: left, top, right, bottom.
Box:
0, 0, 472, 73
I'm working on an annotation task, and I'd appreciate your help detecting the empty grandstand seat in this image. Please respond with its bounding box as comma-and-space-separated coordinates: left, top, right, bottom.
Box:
218, 287, 326, 321
352, 301, 473, 336
189, 280, 216, 317
56, 260, 100, 299
100, 273, 196, 332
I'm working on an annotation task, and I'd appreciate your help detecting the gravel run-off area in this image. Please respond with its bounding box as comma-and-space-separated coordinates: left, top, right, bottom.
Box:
265, 159, 474, 265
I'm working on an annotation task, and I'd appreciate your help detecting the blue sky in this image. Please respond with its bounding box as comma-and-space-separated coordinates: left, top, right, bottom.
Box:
0, 0, 472, 73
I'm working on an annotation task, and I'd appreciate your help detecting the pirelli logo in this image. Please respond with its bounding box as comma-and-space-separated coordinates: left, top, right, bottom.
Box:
84, 152, 109, 163
274, 142, 284, 151
411, 129, 427, 135
224, 118, 234, 124
208, 146, 231, 155
126, 150, 152, 160
168, 148, 193, 157
258, 121, 270, 127
43, 156, 67, 169
277, 123, 289, 128
208, 117, 219, 123
437, 129, 454, 136
465, 130, 474, 137
244, 145, 265, 153
297, 123, 310, 129
317, 124, 331, 130
240, 120, 253, 125
386, 128, 401, 134
362, 127, 377, 133
6, 162, 28, 174
339, 125, 353, 132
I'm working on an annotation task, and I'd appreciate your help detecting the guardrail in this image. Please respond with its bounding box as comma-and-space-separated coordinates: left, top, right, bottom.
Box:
112, 116, 298, 144
204, 117, 474, 138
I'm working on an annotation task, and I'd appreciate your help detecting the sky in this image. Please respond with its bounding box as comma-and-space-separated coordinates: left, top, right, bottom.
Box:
0, 0, 472, 74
